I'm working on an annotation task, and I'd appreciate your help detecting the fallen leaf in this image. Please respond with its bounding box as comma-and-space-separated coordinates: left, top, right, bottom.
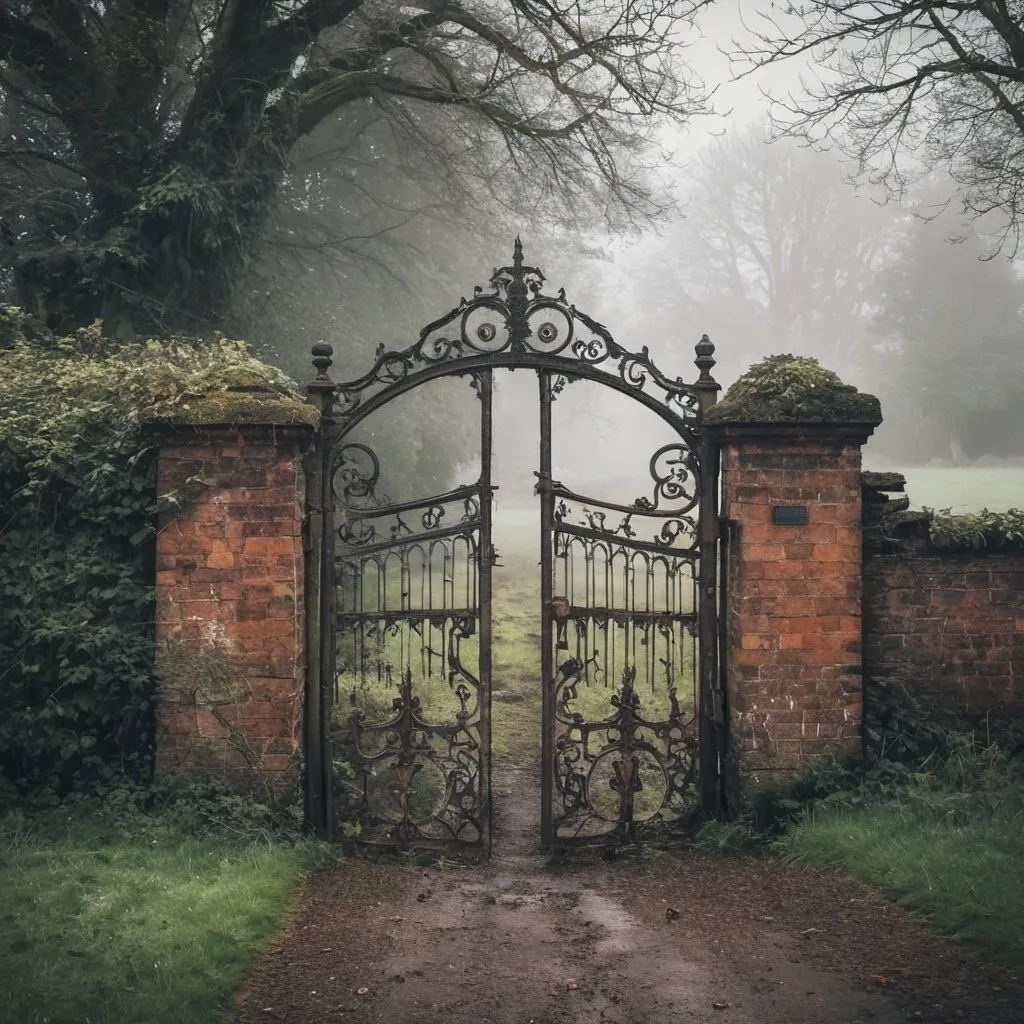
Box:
357, 987, 370, 997
665, 907, 680, 921
390, 915, 403, 922
713, 1001, 731, 1010
319, 947, 333, 952
801, 927, 820, 937
566, 980, 579, 991
420, 868, 430, 877
869, 975, 888, 986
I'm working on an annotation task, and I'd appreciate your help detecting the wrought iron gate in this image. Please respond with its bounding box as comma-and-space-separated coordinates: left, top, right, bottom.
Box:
305, 241, 723, 851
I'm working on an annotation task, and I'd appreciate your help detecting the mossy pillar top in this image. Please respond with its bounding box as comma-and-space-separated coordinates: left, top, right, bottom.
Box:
706, 357, 882, 795
144, 389, 317, 804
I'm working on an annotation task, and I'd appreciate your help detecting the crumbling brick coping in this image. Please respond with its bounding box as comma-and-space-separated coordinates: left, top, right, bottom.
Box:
144, 389, 316, 805
705, 356, 881, 797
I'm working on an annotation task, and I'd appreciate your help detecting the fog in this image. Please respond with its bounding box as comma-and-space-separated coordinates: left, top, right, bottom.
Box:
232, 0, 1024, 495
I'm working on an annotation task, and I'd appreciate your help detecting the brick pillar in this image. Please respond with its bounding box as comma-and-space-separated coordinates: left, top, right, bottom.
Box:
147, 405, 316, 805
710, 419, 880, 793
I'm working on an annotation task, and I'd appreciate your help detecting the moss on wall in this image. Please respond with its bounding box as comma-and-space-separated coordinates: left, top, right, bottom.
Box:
706, 354, 881, 425
147, 389, 320, 428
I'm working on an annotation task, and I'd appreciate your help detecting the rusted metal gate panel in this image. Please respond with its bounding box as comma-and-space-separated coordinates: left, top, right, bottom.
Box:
330, 434, 494, 849
304, 240, 723, 851
306, 363, 494, 851
537, 370, 720, 846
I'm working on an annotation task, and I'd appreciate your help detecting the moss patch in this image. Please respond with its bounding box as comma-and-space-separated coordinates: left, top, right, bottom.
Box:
706, 354, 881, 424
148, 390, 320, 427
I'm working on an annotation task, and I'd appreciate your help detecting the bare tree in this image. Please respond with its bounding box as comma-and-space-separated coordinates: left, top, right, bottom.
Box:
619, 127, 902, 382
872, 187, 1024, 462
0, 0, 711, 337
731, 0, 1024, 254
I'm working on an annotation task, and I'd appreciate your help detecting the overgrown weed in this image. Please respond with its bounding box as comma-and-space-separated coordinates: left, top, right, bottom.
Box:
706, 680, 1024, 965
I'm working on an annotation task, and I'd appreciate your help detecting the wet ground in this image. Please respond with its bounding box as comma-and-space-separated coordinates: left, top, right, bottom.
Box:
230, 552, 1023, 1024
230, 749, 1023, 1024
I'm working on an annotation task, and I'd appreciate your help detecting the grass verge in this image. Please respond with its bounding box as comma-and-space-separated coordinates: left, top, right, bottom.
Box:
0, 809, 333, 1024
774, 782, 1024, 968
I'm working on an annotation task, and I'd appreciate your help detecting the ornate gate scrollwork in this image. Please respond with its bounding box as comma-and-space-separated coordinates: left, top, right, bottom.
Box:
540, 441, 704, 844
305, 239, 722, 852
327, 436, 492, 850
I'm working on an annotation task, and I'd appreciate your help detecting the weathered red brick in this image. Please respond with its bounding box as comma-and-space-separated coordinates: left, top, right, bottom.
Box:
152, 426, 309, 803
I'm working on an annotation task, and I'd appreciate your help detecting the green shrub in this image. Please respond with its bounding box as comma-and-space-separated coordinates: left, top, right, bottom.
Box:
712, 676, 1021, 849
0, 308, 298, 804
926, 506, 1024, 551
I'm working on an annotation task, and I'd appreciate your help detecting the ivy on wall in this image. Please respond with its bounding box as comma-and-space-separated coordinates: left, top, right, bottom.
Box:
0, 308, 302, 804
927, 508, 1024, 552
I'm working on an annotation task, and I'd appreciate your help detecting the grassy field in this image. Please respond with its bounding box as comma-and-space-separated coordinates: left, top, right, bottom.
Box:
777, 782, 1024, 967
0, 814, 331, 1024
870, 465, 1024, 512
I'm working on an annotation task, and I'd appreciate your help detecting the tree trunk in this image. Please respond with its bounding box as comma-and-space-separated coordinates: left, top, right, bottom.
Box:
949, 428, 966, 466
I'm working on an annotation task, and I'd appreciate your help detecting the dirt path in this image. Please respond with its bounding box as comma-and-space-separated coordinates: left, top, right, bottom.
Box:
230, 731, 1024, 1024
231, 554, 1024, 1024
230, 825, 1024, 1024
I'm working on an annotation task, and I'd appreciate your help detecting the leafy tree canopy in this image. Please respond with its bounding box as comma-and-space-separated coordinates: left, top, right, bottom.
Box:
0, 0, 711, 337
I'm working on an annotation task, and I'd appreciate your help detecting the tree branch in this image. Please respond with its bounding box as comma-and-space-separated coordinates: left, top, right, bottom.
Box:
0, 148, 85, 178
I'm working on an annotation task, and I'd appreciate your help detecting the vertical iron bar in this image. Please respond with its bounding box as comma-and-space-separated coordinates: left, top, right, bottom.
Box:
318, 438, 337, 838
538, 369, 555, 846
698, 427, 719, 816
478, 369, 494, 852
695, 334, 722, 819
306, 343, 335, 840
302, 442, 324, 836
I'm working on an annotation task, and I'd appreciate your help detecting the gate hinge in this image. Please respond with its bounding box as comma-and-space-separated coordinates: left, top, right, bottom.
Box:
303, 508, 323, 551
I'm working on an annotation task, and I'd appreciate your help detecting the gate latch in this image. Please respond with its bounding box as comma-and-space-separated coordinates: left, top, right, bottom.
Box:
488, 544, 503, 567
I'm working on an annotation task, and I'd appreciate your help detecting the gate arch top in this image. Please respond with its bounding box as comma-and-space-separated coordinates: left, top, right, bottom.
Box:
309, 239, 720, 436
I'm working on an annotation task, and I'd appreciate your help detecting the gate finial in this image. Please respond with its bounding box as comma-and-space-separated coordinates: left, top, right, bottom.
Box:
507, 237, 529, 352
694, 334, 719, 404
307, 341, 337, 411
311, 340, 334, 381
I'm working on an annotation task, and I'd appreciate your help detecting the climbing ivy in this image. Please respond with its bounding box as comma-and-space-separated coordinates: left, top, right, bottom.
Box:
0, 308, 303, 804
926, 507, 1024, 552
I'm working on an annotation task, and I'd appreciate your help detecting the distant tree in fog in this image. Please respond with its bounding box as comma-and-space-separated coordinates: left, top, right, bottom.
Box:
0, 0, 712, 338
873, 196, 1024, 463
733, 0, 1024, 256
622, 129, 901, 380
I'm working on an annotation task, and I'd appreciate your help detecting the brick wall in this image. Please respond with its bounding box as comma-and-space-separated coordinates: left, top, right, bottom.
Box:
863, 527, 1024, 720
715, 425, 873, 790
152, 424, 313, 803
